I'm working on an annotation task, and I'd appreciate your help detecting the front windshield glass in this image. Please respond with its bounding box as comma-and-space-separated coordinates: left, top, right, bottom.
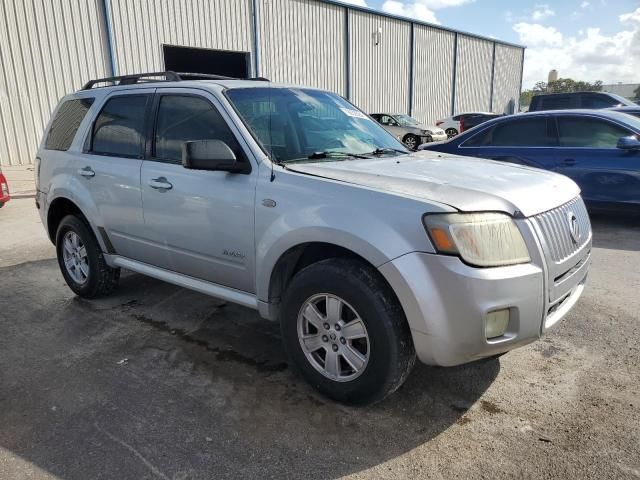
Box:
226, 87, 408, 163
395, 114, 420, 126
609, 92, 636, 106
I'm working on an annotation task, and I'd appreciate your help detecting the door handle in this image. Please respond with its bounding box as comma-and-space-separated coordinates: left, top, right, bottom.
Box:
562, 158, 576, 166
78, 166, 95, 178
149, 177, 173, 190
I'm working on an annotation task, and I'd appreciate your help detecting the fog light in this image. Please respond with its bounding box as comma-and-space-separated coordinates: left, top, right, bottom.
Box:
485, 309, 510, 339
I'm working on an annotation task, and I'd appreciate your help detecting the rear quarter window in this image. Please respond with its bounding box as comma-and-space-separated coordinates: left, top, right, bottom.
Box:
45, 98, 95, 151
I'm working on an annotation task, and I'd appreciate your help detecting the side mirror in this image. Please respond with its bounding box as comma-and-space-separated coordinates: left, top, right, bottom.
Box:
182, 140, 244, 172
616, 135, 640, 151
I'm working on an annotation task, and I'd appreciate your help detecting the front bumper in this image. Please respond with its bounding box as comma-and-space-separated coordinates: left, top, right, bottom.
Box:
421, 133, 447, 143
379, 246, 590, 366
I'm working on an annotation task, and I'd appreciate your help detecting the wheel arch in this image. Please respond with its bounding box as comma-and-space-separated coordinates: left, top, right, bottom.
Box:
262, 240, 403, 322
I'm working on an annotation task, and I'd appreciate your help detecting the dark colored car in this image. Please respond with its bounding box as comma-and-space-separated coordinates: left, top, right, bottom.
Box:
420, 110, 640, 212
529, 91, 636, 112
608, 106, 640, 119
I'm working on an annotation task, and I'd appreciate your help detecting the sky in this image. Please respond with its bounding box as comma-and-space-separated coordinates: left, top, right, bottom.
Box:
339, 0, 640, 89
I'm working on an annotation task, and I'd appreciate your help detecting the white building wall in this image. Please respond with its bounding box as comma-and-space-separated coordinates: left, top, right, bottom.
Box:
0, 0, 111, 166
492, 44, 522, 114
0, 0, 525, 166
107, 0, 254, 75
412, 25, 455, 124
454, 34, 493, 114
348, 9, 410, 114
258, 0, 346, 94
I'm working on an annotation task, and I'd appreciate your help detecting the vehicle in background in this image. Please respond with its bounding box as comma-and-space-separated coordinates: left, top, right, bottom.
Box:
370, 113, 446, 150
436, 112, 502, 138
608, 106, 640, 119
420, 109, 640, 213
0, 167, 10, 208
528, 91, 636, 112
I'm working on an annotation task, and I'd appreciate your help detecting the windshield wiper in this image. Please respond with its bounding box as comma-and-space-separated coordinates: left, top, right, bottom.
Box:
366, 147, 410, 155
306, 151, 370, 160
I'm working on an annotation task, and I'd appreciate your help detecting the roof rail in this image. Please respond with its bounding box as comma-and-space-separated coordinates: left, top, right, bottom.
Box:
82, 71, 270, 90
82, 71, 181, 90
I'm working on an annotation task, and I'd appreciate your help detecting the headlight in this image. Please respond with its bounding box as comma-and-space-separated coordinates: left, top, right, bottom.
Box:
423, 213, 530, 267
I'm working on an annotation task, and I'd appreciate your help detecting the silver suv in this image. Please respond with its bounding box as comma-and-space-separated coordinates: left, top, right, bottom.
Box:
36, 72, 592, 405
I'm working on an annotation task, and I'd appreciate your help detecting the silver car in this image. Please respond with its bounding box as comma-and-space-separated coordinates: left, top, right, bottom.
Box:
370, 113, 447, 149
36, 73, 591, 405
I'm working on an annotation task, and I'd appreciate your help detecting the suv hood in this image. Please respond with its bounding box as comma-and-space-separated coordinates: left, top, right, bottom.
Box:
286, 150, 579, 217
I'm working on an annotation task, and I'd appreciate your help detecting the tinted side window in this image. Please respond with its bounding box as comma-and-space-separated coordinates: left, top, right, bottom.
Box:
45, 98, 95, 151
91, 95, 149, 157
558, 117, 630, 148
464, 117, 554, 147
154, 95, 243, 164
541, 95, 571, 110
582, 94, 617, 109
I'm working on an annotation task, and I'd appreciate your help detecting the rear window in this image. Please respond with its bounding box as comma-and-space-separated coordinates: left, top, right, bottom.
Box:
540, 95, 572, 110
45, 98, 94, 151
91, 95, 149, 158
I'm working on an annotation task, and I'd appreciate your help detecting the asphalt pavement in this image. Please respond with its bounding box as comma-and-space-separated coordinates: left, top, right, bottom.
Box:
0, 198, 638, 479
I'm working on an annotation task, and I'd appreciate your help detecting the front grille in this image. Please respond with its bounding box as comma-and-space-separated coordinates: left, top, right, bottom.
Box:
531, 196, 591, 263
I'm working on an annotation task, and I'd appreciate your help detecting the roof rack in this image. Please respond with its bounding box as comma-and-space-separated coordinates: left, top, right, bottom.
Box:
82, 71, 269, 90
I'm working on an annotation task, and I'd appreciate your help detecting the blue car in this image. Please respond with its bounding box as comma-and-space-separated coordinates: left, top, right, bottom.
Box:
420, 110, 640, 212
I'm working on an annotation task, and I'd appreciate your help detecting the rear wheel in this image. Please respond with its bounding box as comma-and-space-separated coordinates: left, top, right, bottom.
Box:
403, 134, 420, 150
280, 258, 415, 405
445, 128, 458, 138
56, 215, 120, 298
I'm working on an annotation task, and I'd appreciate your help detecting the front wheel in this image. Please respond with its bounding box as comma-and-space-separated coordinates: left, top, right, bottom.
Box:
403, 134, 420, 150
280, 258, 415, 405
445, 128, 458, 138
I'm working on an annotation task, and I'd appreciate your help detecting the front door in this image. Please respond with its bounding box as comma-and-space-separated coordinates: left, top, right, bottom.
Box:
553, 115, 640, 208
78, 89, 154, 259
139, 89, 257, 293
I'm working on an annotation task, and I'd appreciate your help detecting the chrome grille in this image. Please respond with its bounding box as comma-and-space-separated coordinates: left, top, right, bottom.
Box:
531, 197, 591, 263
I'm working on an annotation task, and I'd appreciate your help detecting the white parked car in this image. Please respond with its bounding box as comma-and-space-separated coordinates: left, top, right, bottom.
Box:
370, 113, 447, 149
436, 112, 500, 138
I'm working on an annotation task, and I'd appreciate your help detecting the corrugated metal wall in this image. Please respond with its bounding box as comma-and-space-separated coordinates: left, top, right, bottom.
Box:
107, 0, 254, 75
258, 0, 345, 94
0, 0, 110, 166
492, 44, 523, 114
348, 10, 410, 114
0, 0, 525, 166
412, 25, 455, 124
454, 35, 493, 114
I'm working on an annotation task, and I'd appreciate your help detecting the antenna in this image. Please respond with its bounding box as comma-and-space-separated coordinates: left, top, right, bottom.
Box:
264, 0, 276, 182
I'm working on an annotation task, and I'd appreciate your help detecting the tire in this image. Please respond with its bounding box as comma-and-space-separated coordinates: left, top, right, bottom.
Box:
445, 128, 458, 138
280, 258, 416, 405
55, 215, 120, 298
403, 134, 420, 150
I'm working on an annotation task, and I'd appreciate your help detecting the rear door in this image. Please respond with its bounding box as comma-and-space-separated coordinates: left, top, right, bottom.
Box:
553, 114, 640, 208
79, 89, 154, 259
139, 88, 257, 292
459, 115, 557, 169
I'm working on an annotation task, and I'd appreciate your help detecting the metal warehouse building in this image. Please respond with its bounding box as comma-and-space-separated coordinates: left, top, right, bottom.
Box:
0, 0, 524, 166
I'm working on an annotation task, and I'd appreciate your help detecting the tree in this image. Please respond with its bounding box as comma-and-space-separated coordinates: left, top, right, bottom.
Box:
634, 84, 640, 100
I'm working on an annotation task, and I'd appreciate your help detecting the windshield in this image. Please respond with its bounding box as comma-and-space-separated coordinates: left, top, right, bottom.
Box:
395, 114, 420, 126
226, 87, 408, 163
608, 92, 636, 106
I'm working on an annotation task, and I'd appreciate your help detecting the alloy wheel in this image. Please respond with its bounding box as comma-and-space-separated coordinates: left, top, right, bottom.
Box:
297, 293, 370, 382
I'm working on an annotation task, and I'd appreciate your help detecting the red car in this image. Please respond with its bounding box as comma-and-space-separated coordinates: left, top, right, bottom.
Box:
0, 167, 10, 207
